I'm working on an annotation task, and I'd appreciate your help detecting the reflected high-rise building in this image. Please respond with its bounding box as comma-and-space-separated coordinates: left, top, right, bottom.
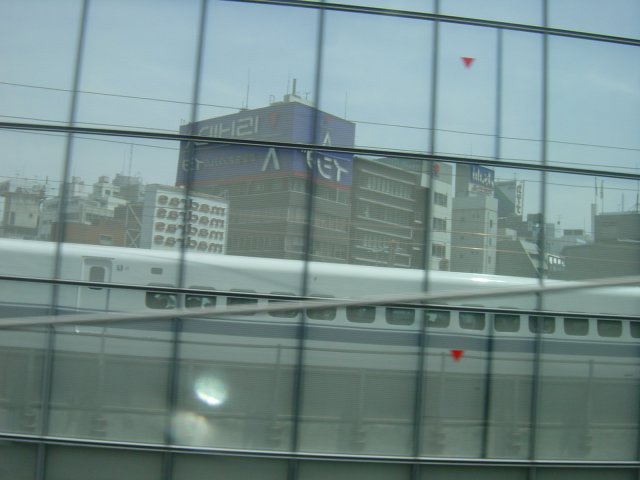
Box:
451, 164, 498, 274
177, 92, 355, 263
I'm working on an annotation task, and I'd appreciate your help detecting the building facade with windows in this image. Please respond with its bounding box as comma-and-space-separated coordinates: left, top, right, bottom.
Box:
178, 94, 355, 263
349, 157, 452, 269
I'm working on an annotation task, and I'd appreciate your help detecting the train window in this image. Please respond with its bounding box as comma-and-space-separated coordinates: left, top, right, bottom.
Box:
386, 307, 415, 326
597, 319, 622, 338
307, 307, 336, 320
186, 286, 217, 310
347, 306, 376, 323
145, 292, 176, 309
564, 317, 589, 336
494, 314, 520, 332
268, 292, 300, 318
306, 294, 336, 321
460, 312, 485, 330
425, 310, 450, 328
529, 316, 555, 334
89, 266, 105, 283
227, 289, 258, 315
630, 322, 640, 338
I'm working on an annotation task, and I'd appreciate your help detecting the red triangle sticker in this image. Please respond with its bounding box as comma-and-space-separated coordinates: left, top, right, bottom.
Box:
450, 349, 464, 362
461, 57, 475, 68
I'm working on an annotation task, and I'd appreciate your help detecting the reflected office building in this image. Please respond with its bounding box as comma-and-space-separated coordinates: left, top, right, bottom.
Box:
177, 92, 355, 263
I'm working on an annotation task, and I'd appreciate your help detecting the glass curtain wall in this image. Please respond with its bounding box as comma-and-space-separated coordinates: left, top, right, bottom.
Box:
0, 0, 639, 479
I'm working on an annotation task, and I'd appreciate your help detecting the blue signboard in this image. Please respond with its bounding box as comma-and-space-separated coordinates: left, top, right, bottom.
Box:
177, 145, 353, 187
469, 164, 495, 189
176, 102, 355, 188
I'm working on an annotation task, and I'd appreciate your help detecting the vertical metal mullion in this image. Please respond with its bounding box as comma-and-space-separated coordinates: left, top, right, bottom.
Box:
411, 3, 440, 479
161, 2, 209, 480
36, 2, 90, 479
288, 3, 326, 479
528, 2, 549, 478
480, 26, 504, 461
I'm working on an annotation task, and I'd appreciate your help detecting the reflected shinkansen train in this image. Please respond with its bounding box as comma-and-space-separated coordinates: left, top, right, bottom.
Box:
1, 238, 640, 458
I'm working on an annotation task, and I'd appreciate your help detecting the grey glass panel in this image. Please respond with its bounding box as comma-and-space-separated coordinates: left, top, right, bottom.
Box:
52, 135, 183, 303
300, 460, 411, 480
441, 0, 542, 25
544, 173, 640, 317
0, 1, 80, 126
536, 468, 638, 480
320, 11, 433, 153
0, 130, 67, 244
0, 324, 47, 435
173, 454, 287, 480
536, 320, 640, 461
48, 320, 173, 443
175, 317, 296, 450
422, 465, 528, 479
421, 312, 490, 457
199, 1, 318, 125
321, 0, 434, 11
75, 0, 199, 133
499, 31, 543, 165
0, 441, 37, 480
436, 24, 497, 159
46, 445, 162, 480
548, 0, 640, 39
299, 315, 419, 455
547, 38, 640, 175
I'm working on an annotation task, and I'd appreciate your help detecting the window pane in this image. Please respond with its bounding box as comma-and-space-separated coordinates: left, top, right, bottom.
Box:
597, 319, 622, 337
529, 316, 555, 334
563, 317, 589, 336
346, 305, 376, 323
46, 445, 162, 480
0, 1, 80, 127
549, 0, 640, 39
76, 0, 199, 133
425, 310, 451, 328
48, 320, 173, 443
386, 307, 415, 326
494, 313, 520, 332
0, 441, 38, 480
547, 38, 640, 175
173, 454, 287, 480
459, 311, 486, 330
320, 10, 433, 153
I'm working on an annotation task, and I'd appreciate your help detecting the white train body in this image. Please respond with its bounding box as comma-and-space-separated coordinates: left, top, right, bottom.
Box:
0, 238, 639, 459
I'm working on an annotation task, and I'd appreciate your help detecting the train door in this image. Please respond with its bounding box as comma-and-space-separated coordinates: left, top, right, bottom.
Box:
77, 257, 113, 311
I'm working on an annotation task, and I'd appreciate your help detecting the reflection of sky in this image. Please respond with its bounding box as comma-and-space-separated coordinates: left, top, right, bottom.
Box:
0, 0, 639, 231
